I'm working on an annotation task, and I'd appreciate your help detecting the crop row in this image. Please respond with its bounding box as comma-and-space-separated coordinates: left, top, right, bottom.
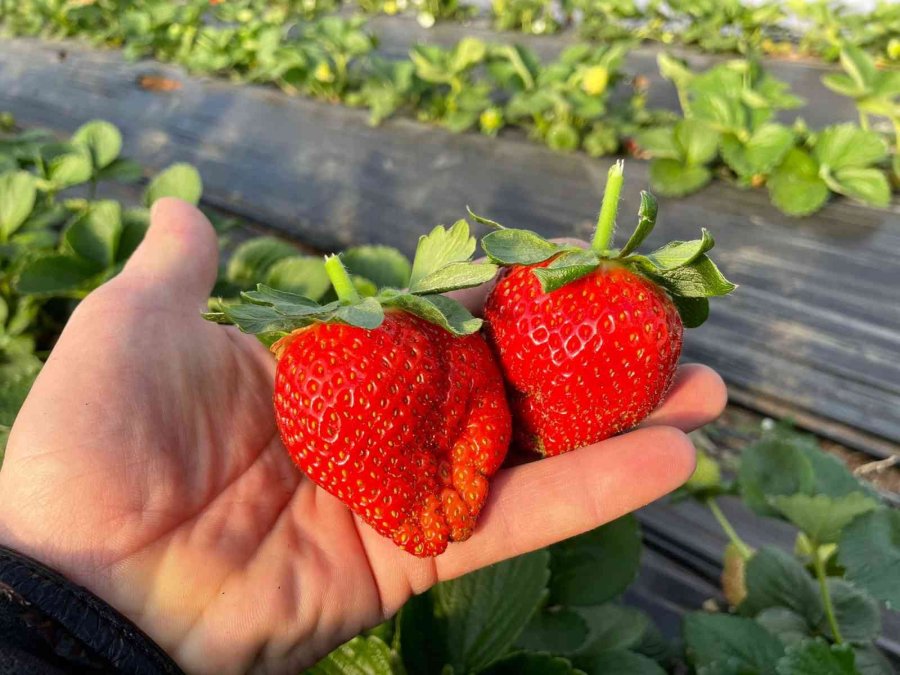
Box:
2, 7, 897, 216
1, 0, 898, 62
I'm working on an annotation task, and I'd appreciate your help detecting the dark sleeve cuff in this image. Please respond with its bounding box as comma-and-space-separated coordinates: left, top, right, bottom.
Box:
0, 544, 183, 674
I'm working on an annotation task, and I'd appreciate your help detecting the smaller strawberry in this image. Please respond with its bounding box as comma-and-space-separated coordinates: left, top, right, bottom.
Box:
204, 222, 511, 557
474, 160, 735, 457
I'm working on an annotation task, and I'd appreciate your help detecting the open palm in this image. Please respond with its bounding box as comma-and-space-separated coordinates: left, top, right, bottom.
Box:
0, 200, 726, 674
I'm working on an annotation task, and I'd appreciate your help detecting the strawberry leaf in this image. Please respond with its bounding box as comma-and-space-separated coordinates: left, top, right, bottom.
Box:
308, 635, 401, 675
341, 245, 411, 289
264, 256, 331, 300
334, 297, 384, 329
143, 163, 202, 206
644, 229, 714, 270
619, 192, 658, 257
838, 509, 900, 611
829, 167, 891, 208
776, 640, 857, 675
408, 260, 498, 295
408, 220, 476, 289
719, 124, 795, 178
532, 249, 599, 293
381, 291, 482, 335
648, 159, 712, 197
771, 493, 878, 544
813, 124, 887, 171
649, 255, 736, 298
767, 148, 830, 217
672, 296, 709, 328
72, 120, 122, 171
675, 119, 719, 166
482, 228, 567, 265
0, 171, 37, 240
635, 127, 680, 160
466, 206, 506, 230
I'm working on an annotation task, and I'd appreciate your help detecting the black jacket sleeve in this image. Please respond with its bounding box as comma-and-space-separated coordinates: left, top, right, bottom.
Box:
0, 544, 183, 674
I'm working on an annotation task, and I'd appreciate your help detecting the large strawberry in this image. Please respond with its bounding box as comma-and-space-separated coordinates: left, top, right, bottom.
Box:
477, 161, 735, 456
205, 222, 511, 557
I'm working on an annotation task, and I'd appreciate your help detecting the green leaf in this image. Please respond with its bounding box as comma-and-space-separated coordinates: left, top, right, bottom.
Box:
675, 119, 719, 166
838, 509, 900, 610
770, 492, 878, 544
575, 650, 665, 675
117, 209, 149, 262
532, 250, 599, 293
72, 120, 122, 170
408, 220, 476, 290
853, 644, 895, 675
381, 292, 482, 335
672, 296, 709, 328
739, 547, 823, 627
827, 579, 881, 644
821, 73, 865, 99
635, 128, 680, 160
516, 608, 588, 656
657, 53, 694, 90
814, 125, 887, 171
575, 604, 650, 657
767, 148, 830, 217
645, 229, 714, 270
648, 159, 712, 197
15, 254, 102, 296
334, 297, 384, 329
755, 608, 812, 646
0, 357, 41, 427
396, 592, 449, 675
64, 201, 122, 268
96, 157, 143, 183
307, 635, 401, 674
650, 255, 735, 298
776, 640, 857, 675
0, 171, 37, 239
479, 652, 583, 674
738, 429, 816, 516
144, 163, 202, 206
796, 437, 879, 500
341, 245, 411, 289
409, 261, 498, 295
683, 613, 784, 673
829, 168, 890, 208
482, 228, 564, 265
720, 124, 795, 178
227, 237, 300, 289
619, 192, 658, 257
432, 549, 550, 673
265, 256, 331, 301
48, 152, 92, 189
549, 515, 641, 606
839, 46, 877, 91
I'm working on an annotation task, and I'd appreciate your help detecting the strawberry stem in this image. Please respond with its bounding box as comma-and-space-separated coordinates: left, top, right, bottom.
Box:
591, 160, 625, 255
324, 254, 359, 303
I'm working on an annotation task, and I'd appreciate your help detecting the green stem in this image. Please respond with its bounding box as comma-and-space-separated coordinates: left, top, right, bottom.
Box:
858, 109, 870, 131
591, 159, 625, 254
706, 498, 753, 561
324, 254, 359, 303
813, 547, 843, 644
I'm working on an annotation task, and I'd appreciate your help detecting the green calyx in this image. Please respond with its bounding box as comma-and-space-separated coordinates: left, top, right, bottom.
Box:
203, 220, 497, 341
476, 161, 736, 328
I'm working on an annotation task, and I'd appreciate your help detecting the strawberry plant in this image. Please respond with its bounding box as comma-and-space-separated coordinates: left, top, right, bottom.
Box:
821, 46, 900, 152
491, 0, 564, 36
308, 422, 897, 674
473, 162, 734, 455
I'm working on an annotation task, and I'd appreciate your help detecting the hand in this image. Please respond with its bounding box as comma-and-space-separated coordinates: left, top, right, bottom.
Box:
0, 200, 727, 675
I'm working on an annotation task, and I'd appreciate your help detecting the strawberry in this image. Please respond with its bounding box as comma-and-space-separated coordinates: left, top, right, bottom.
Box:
205, 223, 511, 557
475, 161, 735, 456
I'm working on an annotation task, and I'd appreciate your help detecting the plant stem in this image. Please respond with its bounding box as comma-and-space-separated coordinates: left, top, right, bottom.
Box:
706, 498, 753, 561
591, 159, 625, 254
324, 254, 359, 303
813, 546, 843, 644
858, 109, 870, 131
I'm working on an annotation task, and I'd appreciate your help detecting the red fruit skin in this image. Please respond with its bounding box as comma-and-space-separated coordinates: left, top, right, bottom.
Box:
484, 261, 683, 456
273, 311, 511, 557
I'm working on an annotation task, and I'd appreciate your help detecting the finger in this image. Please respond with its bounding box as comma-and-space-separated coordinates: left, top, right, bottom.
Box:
120, 197, 219, 304
435, 425, 694, 580
642, 364, 727, 432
